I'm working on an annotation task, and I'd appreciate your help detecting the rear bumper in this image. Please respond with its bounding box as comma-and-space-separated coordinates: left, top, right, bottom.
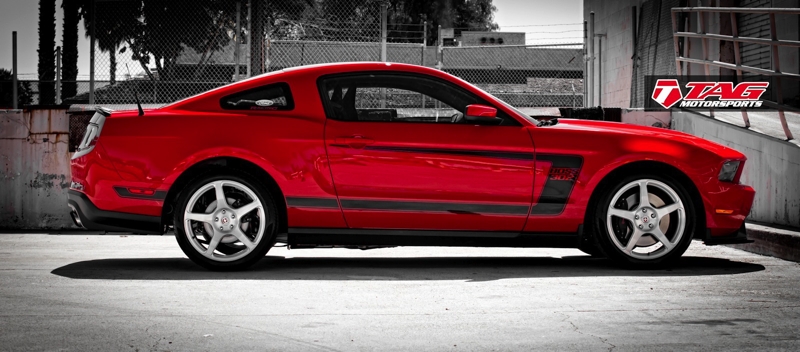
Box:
68, 190, 162, 234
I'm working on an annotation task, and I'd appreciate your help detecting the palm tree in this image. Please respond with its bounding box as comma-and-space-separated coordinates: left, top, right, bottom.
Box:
38, 0, 56, 104
84, 1, 141, 84
61, 0, 81, 100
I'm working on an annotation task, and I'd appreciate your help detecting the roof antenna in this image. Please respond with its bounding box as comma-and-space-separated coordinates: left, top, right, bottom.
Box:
125, 63, 144, 116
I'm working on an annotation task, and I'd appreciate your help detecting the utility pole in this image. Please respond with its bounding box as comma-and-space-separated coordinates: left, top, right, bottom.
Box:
12, 31, 18, 109
89, 0, 96, 105
56, 46, 61, 104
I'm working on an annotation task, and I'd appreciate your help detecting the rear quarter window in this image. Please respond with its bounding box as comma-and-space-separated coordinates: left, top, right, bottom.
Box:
220, 82, 294, 111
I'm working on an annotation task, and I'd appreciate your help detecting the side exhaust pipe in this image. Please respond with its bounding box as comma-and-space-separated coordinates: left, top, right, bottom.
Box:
68, 204, 85, 228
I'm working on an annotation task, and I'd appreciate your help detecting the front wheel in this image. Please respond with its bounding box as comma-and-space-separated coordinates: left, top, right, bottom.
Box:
173, 173, 277, 271
594, 175, 696, 267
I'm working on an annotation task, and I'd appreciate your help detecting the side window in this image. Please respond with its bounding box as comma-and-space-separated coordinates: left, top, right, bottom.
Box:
220, 82, 294, 111
320, 73, 519, 125
352, 87, 459, 122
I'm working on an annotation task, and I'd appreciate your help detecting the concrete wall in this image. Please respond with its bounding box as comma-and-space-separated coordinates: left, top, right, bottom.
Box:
0, 108, 76, 230
584, 0, 641, 108
621, 108, 672, 128
587, 0, 800, 107
673, 111, 800, 228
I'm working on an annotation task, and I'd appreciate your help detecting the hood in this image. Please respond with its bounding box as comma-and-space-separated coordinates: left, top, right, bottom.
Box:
544, 118, 745, 159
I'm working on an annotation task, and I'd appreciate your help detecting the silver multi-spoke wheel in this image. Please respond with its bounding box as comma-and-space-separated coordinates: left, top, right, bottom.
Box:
605, 179, 686, 261
182, 180, 267, 262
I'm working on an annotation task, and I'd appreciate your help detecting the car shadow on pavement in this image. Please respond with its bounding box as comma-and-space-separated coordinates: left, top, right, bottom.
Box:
51, 255, 765, 281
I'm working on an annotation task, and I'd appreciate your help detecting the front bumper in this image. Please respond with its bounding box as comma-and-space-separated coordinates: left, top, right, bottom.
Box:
702, 223, 753, 245
68, 190, 162, 234
705, 183, 756, 237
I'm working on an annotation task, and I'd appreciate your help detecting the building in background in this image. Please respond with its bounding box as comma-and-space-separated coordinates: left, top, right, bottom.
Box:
584, 0, 800, 109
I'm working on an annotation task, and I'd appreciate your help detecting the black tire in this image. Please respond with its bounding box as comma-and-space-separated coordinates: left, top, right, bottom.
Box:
593, 173, 697, 268
173, 171, 278, 271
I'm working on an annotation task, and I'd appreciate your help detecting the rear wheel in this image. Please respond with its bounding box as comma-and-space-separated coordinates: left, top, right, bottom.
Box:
173, 173, 277, 271
594, 175, 696, 267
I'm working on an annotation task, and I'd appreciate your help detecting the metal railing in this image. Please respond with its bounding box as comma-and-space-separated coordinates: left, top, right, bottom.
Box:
671, 6, 800, 140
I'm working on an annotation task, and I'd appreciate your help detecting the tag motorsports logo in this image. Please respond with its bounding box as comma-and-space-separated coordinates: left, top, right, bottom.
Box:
651, 79, 769, 109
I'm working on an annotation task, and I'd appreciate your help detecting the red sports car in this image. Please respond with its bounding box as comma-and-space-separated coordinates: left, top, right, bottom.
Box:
68, 62, 755, 270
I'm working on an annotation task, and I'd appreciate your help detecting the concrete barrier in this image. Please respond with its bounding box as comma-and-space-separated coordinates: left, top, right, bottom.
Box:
728, 223, 800, 263
0, 108, 76, 230
672, 110, 800, 228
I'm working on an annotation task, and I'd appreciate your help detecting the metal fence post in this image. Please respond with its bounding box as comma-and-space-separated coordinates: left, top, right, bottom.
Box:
380, 3, 387, 62
421, 21, 427, 108
56, 46, 61, 104
436, 25, 443, 69
247, 0, 252, 78
596, 34, 605, 107
89, 0, 95, 105
588, 11, 594, 107
583, 20, 588, 108
12, 31, 17, 109
234, 0, 241, 81
422, 20, 427, 65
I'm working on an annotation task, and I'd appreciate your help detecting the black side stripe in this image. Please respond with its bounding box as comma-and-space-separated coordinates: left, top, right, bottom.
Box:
113, 187, 167, 200
362, 145, 534, 161
339, 199, 529, 215
286, 197, 340, 209
530, 154, 583, 215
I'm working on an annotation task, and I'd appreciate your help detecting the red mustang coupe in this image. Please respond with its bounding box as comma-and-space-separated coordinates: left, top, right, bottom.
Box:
68, 62, 755, 270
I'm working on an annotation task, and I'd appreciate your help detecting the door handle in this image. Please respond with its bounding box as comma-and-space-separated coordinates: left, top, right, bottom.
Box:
334, 136, 374, 149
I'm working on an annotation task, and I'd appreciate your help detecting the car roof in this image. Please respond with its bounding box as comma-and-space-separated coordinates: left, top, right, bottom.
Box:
162, 62, 451, 112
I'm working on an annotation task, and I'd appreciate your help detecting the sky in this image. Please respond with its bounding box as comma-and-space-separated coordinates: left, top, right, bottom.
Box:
0, 0, 584, 80
493, 0, 584, 44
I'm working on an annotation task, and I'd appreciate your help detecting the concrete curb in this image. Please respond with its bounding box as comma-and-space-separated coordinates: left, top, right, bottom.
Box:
727, 223, 800, 263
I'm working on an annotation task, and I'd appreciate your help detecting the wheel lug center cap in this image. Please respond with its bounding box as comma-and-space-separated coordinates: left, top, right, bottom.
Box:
214, 208, 237, 231
635, 207, 656, 228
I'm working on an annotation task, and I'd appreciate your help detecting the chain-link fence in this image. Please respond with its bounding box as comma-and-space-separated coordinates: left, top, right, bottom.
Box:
4, 0, 585, 110
442, 43, 584, 108
0, 80, 109, 106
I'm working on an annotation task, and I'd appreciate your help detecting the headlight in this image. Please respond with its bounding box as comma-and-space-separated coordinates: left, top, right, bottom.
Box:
718, 160, 741, 182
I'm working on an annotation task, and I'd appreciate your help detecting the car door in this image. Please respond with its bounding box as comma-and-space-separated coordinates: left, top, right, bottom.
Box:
320, 72, 535, 232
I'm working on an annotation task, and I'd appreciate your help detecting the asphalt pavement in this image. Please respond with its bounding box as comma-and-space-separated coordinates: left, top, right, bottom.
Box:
1, 234, 799, 351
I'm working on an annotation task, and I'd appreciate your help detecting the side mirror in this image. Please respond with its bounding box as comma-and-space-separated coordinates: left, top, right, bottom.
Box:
464, 104, 502, 125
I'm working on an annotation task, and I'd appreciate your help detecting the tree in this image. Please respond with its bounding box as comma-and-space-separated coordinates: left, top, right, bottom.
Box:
84, 0, 142, 84
0, 68, 34, 108
123, 0, 236, 81
38, 0, 56, 104
61, 0, 81, 100
386, 0, 498, 44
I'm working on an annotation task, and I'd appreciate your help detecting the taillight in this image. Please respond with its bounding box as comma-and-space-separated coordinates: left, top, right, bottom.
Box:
73, 108, 110, 158
78, 123, 100, 151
